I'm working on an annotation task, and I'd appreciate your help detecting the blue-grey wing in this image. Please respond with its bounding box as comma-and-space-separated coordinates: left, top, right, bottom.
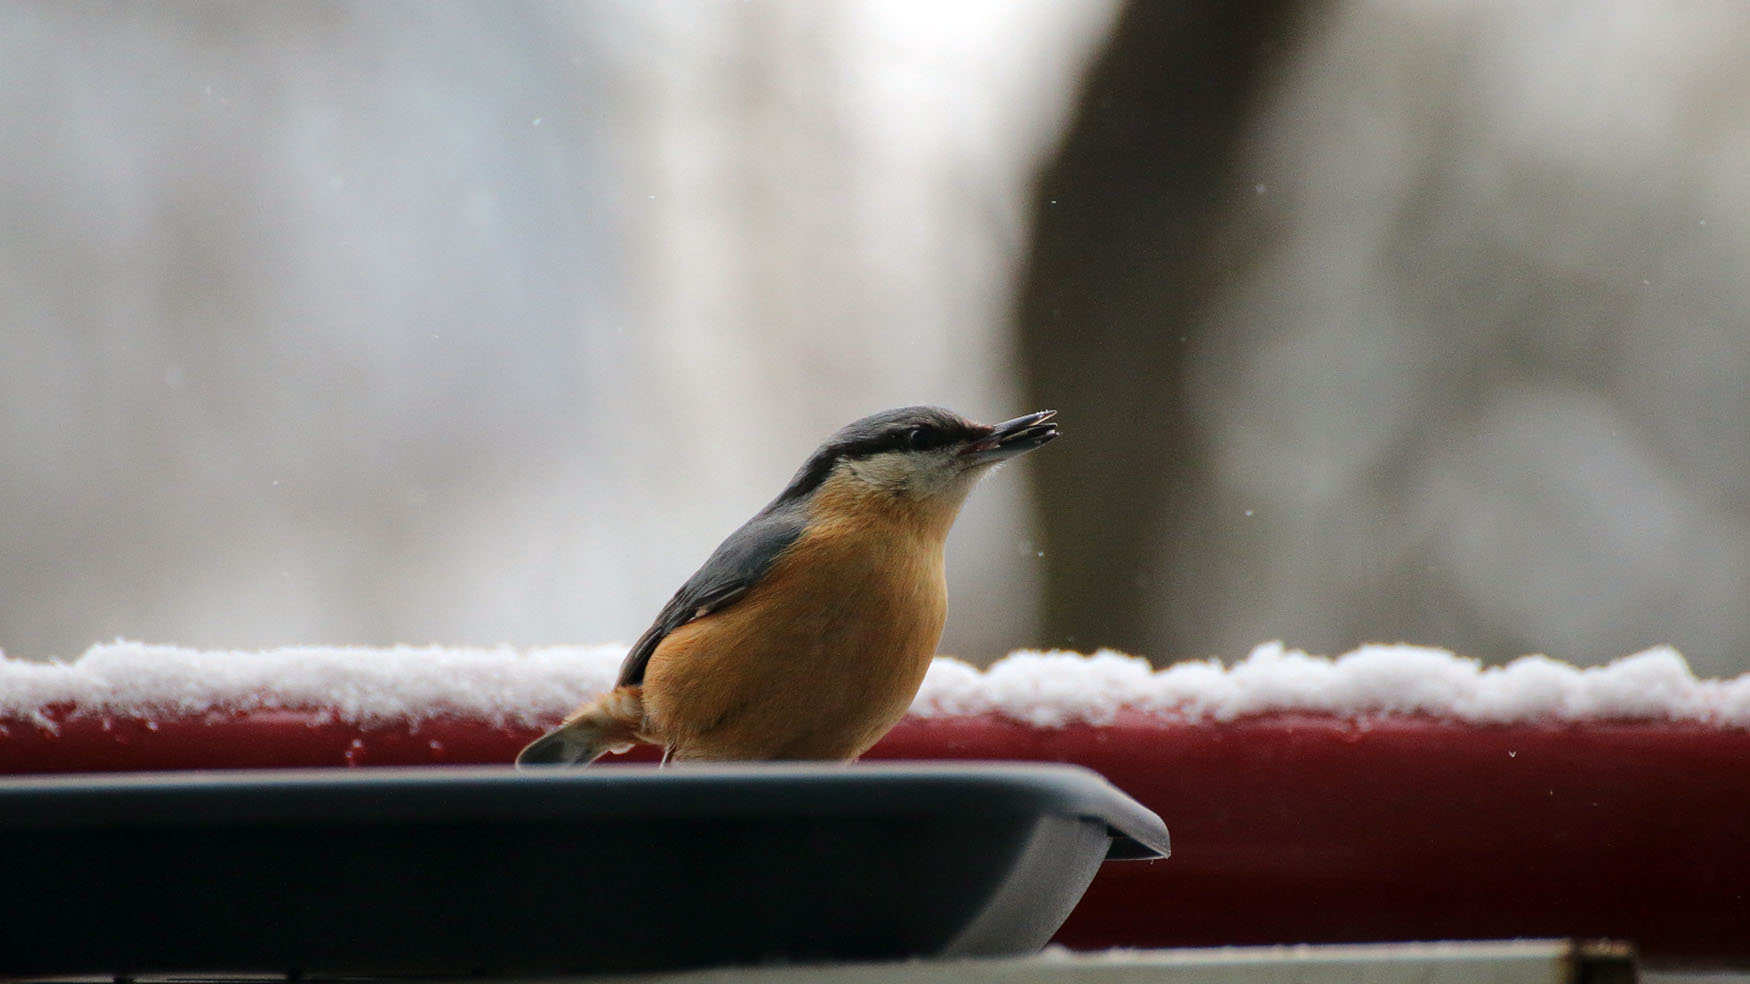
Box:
615, 506, 808, 687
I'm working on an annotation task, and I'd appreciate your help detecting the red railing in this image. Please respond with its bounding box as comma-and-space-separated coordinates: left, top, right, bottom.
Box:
3, 704, 1746, 965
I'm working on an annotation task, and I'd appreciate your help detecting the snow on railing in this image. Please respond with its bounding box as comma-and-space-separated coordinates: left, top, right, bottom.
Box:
913, 643, 1750, 726
5, 639, 1748, 729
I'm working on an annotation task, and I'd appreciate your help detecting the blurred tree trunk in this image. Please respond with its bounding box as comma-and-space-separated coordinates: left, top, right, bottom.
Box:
1016, 0, 1305, 658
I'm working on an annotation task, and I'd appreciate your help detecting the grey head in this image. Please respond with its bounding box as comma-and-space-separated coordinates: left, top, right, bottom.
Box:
769, 406, 1059, 509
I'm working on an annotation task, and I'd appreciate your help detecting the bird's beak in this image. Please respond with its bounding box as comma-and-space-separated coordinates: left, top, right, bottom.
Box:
959, 410, 1059, 465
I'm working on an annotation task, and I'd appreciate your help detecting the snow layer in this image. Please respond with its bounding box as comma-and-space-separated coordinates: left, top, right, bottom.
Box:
3, 640, 1749, 729
0, 642, 622, 729
913, 643, 1750, 727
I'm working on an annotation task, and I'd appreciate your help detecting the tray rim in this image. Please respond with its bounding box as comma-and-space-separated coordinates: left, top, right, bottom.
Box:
0, 760, 1170, 859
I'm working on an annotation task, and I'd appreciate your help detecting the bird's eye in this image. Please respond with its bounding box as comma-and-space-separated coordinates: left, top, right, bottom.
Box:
902, 425, 943, 451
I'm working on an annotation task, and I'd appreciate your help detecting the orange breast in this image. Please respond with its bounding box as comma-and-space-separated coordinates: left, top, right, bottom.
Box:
640, 476, 951, 760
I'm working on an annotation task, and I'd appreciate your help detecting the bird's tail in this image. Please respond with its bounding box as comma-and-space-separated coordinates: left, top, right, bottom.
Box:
515, 687, 645, 768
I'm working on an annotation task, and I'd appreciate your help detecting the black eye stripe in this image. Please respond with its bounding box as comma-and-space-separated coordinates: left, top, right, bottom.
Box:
903, 425, 946, 452
830, 423, 953, 459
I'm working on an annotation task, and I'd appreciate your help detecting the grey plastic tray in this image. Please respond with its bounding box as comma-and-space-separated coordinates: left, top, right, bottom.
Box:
0, 762, 1168, 976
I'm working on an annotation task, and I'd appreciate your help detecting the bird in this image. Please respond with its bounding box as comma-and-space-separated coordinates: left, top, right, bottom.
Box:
515, 406, 1059, 766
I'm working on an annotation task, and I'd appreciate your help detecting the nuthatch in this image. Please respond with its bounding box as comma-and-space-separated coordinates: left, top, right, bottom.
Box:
516, 406, 1058, 766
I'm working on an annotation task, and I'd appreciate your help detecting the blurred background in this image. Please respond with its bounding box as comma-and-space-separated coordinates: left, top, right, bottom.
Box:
3, 1, 1747, 677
